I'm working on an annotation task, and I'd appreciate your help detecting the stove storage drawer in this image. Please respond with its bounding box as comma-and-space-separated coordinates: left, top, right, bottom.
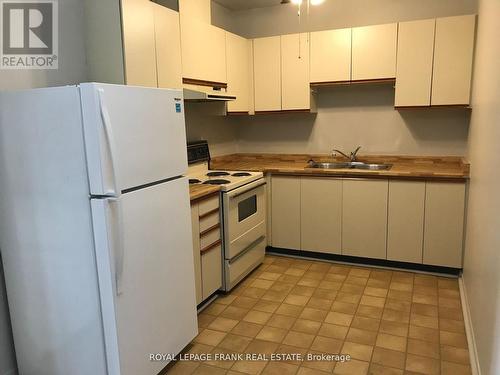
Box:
225, 236, 266, 290
226, 220, 266, 259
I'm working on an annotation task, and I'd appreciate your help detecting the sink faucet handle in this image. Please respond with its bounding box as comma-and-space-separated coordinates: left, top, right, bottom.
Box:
350, 146, 362, 161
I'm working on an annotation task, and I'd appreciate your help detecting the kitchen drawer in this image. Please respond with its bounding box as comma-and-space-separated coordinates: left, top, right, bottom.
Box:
199, 210, 220, 233
225, 237, 265, 291
200, 226, 220, 250
201, 243, 222, 300
198, 195, 219, 217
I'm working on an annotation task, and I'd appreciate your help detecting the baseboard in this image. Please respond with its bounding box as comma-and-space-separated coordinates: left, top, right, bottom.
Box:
267, 247, 461, 276
458, 276, 482, 375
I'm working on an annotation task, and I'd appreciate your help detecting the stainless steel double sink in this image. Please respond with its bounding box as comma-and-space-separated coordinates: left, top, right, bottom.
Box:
307, 161, 393, 171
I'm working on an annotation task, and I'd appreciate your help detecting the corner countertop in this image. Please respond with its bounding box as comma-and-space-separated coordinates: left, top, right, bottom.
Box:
210, 154, 470, 180
189, 184, 220, 202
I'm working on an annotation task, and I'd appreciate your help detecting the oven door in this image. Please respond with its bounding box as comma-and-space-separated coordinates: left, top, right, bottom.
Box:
223, 179, 266, 260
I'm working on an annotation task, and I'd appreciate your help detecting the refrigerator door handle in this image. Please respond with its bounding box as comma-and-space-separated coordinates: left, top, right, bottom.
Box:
107, 197, 125, 296
97, 88, 120, 198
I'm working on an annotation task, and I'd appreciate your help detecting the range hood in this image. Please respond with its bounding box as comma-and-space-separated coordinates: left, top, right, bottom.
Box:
183, 88, 236, 102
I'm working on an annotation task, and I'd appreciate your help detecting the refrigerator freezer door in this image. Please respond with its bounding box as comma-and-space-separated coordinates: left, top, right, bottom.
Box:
91, 177, 198, 375
80, 83, 188, 196
0, 86, 108, 375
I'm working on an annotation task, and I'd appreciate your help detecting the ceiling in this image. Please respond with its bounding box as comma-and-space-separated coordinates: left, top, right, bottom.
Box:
213, 0, 285, 11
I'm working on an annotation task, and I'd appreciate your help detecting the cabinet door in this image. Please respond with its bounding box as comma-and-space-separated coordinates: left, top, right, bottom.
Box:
431, 15, 476, 106
301, 177, 342, 254
310, 28, 351, 83
352, 23, 397, 81
201, 244, 222, 300
226, 32, 250, 113
121, 0, 158, 87
190, 204, 202, 305
395, 19, 435, 107
253, 36, 281, 112
180, 18, 227, 84
423, 182, 466, 268
281, 33, 310, 110
271, 176, 300, 250
153, 4, 182, 89
342, 179, 388, 259
387, 181, 425, 263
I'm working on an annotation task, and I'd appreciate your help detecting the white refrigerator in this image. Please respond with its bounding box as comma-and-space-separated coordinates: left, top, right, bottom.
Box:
0, 83, 198, 375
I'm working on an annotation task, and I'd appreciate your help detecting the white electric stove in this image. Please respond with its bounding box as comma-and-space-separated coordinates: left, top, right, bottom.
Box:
187, 141, 266, 291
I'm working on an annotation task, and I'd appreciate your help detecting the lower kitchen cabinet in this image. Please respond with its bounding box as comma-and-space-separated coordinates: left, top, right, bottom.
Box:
201, 244, 222, 300
271, 176, 301, 250
423, 182, 466, 268
342, 179, 389, 259
191, 194, 222, 305
387, 180, 425, 263
300, 177, 342, 254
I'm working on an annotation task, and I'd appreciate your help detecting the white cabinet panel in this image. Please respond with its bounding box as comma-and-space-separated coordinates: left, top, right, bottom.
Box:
201, 245, 222, 300
281, 33, 310, 110
226, 32, 251, 113
431, 15, 476, 106
190, 204, 202, 305
253, 36, 281, 112
387, 181, 425, 263
301, 177, 342, 254
310, 28, 351, 83
395, 19, 435, 107
423, 182, 466, 268
342, 179, 388, 259
271, 176, 300, 250
180, 17, 227, 84
352, 23, 397, 81
121, 0, 157, 87
153, 4, 182, 89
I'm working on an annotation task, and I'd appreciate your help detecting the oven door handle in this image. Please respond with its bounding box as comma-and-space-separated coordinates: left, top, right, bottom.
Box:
228, 180, 266, 199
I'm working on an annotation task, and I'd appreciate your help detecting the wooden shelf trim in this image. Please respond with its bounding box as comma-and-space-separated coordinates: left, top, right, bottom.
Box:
200, 223, 220, 237
183, 77, 227, 89
199, 207, 220, 219
254, 109, 312, 115
200, 239, 222, 254
310, 78, 396, 87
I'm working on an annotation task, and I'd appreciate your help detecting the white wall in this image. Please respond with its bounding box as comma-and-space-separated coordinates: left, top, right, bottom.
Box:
0, 0, 87, 89
184, 103, 239, 156
463, 0, 500, 374
0, 1, 88, 373
217, 0, 478, 38
0, 255, 16, 375
235, 85, 470, 156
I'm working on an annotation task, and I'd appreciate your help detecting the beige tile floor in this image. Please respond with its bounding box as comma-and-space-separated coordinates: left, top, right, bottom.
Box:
168, 255, 471, 375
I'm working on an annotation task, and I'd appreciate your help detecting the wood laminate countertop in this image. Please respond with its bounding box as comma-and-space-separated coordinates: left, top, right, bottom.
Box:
210, 154, 470, 180
189, 184, 220, 202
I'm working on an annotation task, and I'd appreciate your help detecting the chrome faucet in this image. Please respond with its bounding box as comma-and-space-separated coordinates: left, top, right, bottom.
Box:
332, 146, 362, 162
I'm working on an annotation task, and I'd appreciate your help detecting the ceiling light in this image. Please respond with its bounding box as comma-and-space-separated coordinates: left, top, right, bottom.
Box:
291, 0, 302, 4
310, 0, 324, 4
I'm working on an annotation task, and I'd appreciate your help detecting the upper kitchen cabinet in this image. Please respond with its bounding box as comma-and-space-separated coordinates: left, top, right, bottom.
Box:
178, 0, 211, 23
352, 23, 397, 81
153, 4, 183, 89
310, 28, 351, 84
281, 33, 311, 111
395, 19, 435, 107
431, 15, 476, 106
121, 0, 158, 87
180, 17, 227, 85
226, 32, 252, 114
84, 0, 182, 88
253, 36, 282, 112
